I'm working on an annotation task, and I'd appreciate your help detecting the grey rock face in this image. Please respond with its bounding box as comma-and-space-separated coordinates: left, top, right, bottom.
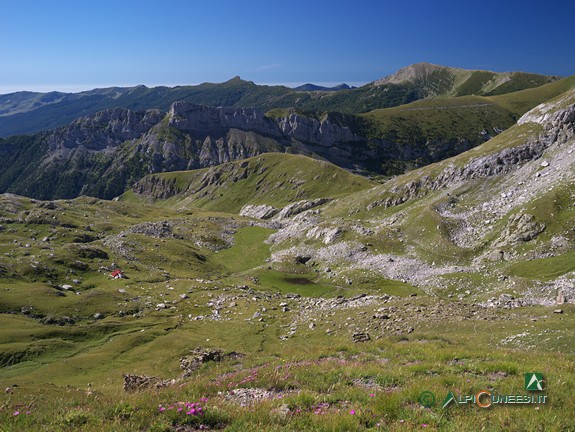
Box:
47, 107, 164, 151
196, 131, 283, 168
306, 226, 341, 244
277, 113, 361, 147
169, 103, 362, 150
168, 102, 281, 138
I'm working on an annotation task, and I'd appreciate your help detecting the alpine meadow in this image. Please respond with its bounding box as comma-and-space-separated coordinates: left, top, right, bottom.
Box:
1, 15, 575, 430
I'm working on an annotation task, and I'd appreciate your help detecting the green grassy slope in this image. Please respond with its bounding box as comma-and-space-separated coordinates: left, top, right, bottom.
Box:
123, 153, 377, 213
360, 75, 575, 147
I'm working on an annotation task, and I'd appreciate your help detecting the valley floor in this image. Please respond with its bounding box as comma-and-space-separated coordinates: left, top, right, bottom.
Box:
1, 239, 573, 431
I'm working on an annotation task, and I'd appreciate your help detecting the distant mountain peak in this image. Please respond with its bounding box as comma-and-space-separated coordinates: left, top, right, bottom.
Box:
374, 62, 456, 86
372, 62, 560, 98
227, 75, 244, 82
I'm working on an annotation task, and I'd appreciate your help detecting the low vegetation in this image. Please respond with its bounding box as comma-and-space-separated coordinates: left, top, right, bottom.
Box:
0, 67, 574, 431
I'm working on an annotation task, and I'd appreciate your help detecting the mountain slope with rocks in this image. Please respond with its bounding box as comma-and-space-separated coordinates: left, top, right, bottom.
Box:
125, 153, 376, 213
1, 85, 575, 432
257, 87, 575, 306
3, 74, 574, 201
129, 85, 575, 307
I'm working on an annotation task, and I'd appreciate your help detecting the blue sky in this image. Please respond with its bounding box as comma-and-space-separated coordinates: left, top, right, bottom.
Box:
1, 0, 574, 93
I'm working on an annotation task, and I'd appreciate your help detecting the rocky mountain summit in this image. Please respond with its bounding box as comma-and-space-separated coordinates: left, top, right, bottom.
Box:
374, 62, 560, 97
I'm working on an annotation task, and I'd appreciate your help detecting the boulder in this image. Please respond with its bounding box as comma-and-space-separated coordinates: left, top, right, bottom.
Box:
352, 332, 371, 343
239, 204, 279, 220
180, 348, 241, 377
494, 213, 545, 247
274, 198, 329, 219
123, 374, 175, 392
486, 249, 505, 261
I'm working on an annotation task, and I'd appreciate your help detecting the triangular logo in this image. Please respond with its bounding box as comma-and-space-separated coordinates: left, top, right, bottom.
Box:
525, 373, 544, 391
442, 391, 456, 408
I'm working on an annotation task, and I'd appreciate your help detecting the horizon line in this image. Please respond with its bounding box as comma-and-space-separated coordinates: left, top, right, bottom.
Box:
0, 81, 370, 95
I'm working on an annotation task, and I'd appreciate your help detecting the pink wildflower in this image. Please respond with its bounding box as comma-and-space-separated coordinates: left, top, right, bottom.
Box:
349, 409, 356, 415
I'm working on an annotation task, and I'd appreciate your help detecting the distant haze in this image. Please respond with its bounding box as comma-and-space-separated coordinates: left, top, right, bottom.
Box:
0, 82, 369, 95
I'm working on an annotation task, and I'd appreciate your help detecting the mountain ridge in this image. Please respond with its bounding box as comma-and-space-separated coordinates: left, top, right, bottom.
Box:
374, 62, 560, 97
1, 74, 574, 201
124, 153, 376, 213
293, 83, 354, 92
0, 63, 560, 137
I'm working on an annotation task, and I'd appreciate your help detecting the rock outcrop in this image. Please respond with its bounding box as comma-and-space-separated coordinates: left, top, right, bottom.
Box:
277, 112, 361, 147
123, 374, 175, 392
239, 204, 279, 220
239, 199, 330, 221
47, 107, 164, 151
274, 198, 330, 220
168, 103, 282, 138
493, 214, 546, 247
180, 348, 241, 377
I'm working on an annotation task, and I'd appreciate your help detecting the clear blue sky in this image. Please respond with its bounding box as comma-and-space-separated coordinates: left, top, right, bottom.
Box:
1, 0, 574, 93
